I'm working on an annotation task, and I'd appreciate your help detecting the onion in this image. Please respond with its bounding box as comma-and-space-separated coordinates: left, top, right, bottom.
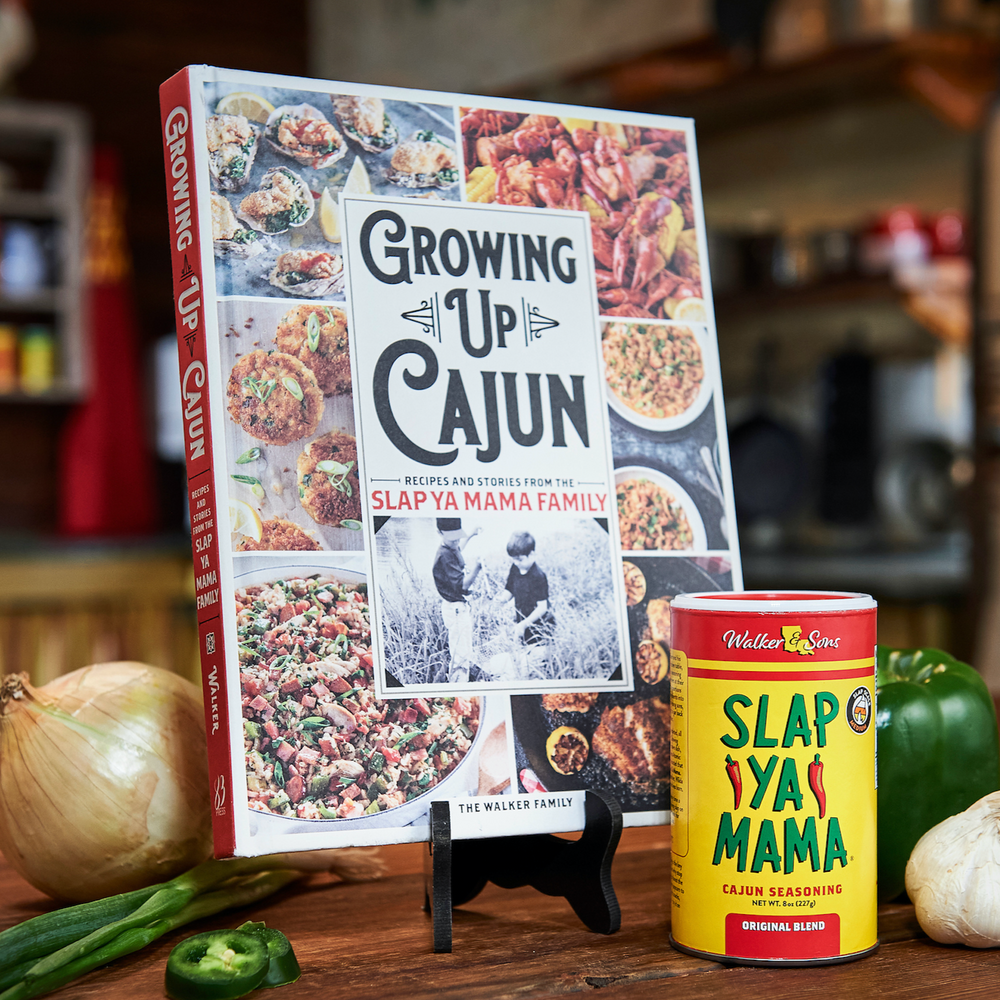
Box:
0, 662, 213, 902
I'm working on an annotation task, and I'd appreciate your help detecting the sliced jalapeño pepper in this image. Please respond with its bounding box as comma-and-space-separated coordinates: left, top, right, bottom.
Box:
237, 921, 302, 988
165, 929, 269, 1000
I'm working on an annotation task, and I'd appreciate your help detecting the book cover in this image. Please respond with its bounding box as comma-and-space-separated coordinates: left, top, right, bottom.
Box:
160, 65, 741, 857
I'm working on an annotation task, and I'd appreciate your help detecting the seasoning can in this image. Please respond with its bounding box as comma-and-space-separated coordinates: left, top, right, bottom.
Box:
669, 591, 877, 966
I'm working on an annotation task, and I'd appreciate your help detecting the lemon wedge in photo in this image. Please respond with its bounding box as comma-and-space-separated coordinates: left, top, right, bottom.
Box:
560, 117, 594, 133
344, 155, 372, 195
671, 297, 708, 323
215, 92, 274, 124
229, 497, 262, 542
319, 187, 341, 243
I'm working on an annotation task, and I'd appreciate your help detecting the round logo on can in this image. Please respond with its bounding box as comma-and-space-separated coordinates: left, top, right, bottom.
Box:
846, 686, 872, 734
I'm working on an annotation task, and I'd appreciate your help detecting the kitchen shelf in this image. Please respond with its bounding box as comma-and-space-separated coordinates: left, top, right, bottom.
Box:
0, 101, 88, 400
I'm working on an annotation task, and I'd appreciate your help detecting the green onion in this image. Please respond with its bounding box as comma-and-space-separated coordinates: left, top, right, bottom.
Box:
282, 377, 304, 401
235, 447, 261, 464
306, 313, 322, 352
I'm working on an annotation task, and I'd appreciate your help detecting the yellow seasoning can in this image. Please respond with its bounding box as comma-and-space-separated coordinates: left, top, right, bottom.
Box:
669, 591, 877, 966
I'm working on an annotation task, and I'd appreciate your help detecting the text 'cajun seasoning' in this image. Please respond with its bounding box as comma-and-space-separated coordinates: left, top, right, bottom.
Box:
669, 591, 877, 966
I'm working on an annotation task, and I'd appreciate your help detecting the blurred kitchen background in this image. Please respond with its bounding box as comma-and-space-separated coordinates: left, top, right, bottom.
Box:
2, 0, 1000, 686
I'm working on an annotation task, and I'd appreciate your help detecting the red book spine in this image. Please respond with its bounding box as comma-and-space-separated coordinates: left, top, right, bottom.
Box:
159, 68, 236, 858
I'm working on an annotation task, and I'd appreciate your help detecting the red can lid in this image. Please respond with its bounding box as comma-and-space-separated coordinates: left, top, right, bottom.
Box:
671, 590, 876, 613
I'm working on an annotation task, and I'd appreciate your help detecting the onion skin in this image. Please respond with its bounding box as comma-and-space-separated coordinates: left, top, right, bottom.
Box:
0, 662, 213, 902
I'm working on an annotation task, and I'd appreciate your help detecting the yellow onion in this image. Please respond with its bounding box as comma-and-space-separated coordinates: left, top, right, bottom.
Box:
0, 662, 213, 902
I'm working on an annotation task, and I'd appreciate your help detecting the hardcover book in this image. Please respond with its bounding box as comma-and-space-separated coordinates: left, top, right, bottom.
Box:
160, 65, 742, 857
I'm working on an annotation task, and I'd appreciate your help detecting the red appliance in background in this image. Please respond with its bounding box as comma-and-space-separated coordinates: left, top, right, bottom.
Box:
57, 146, 156, 536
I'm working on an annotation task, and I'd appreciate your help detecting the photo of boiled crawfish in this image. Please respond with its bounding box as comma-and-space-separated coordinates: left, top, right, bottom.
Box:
461, 109, 704, 320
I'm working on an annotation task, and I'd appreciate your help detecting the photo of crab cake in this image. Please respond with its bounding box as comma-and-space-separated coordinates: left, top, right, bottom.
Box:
268, 249, 345, 299
238, 167, 314, 235
235, 517, 320, 552
385, 131, 458, 189
227, 350, 324, 445
297, 431, 362, 526
275, 304, 351, 396
332, 95, 399, 153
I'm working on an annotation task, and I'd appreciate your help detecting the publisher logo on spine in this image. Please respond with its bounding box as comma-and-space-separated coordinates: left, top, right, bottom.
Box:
846, 687, 872, 734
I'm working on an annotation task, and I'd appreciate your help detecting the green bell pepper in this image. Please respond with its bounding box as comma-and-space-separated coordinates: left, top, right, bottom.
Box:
876, 646, 1000, 902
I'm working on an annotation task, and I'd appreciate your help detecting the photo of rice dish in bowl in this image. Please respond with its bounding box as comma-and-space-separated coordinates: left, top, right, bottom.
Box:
615, 466, 706, 552
602, 321, 711, 431
238, 571, 481, 823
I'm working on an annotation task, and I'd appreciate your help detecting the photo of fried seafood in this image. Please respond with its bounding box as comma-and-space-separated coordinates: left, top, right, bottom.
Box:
226, 350, 324, 446
460, 109, 702, 320
205, 83, 459, 300
221, 299, 361, 552
275, 304, 351, 395
238, 572, 481, 821
602, 321, 711, 431
616, 469, 705, 552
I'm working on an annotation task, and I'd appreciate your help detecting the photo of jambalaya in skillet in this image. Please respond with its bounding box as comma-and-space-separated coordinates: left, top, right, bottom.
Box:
461, 110, 702, 321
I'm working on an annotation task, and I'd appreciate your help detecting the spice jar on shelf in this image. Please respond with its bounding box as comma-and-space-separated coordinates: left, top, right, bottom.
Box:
0, 323, 16, 392
19, 324, 54, 394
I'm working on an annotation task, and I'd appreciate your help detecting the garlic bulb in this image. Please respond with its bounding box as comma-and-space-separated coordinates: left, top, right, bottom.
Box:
905, 790, 1000, 946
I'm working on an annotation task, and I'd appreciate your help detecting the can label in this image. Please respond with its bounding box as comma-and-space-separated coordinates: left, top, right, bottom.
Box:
670, 596, 876, 964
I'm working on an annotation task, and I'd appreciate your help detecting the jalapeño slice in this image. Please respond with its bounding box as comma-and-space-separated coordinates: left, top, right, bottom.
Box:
165, 929, 269, 1000
237, 921, 302, 988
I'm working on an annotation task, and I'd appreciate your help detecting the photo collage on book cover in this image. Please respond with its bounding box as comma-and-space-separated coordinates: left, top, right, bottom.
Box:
205, 80, 735, 829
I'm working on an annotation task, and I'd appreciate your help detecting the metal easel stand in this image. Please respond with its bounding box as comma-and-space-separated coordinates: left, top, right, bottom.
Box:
423, 789, 623, 953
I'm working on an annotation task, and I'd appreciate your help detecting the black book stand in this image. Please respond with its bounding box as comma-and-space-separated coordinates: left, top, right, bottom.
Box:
423, 789, 623, 953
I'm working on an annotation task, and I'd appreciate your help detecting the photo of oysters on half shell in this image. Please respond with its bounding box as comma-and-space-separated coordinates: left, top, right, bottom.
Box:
211, 192, 266, 259
332, 95, 399, 153
206, 113, 260, 192
385, 131, 459, 190
268, 249, 345, 299
237, 166, 315, 235
204, 83, 460, 300
264, 103, 347, 170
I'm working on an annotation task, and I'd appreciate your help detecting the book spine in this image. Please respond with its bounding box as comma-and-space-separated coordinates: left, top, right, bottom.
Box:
159, 68, 236, 858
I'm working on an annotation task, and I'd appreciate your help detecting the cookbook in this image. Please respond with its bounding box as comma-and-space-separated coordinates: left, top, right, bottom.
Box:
160, 65, 742, 857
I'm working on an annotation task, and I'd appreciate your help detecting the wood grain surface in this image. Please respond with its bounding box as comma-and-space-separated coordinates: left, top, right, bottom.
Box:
1, 828, 994, 1000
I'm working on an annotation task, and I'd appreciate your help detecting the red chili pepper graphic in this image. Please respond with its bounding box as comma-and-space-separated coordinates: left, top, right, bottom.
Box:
809, 753, 826, 818
725, 754, 742, 809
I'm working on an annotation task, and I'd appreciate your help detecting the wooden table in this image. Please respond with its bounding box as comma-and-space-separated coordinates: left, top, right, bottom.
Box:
2, 828, 997, 999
